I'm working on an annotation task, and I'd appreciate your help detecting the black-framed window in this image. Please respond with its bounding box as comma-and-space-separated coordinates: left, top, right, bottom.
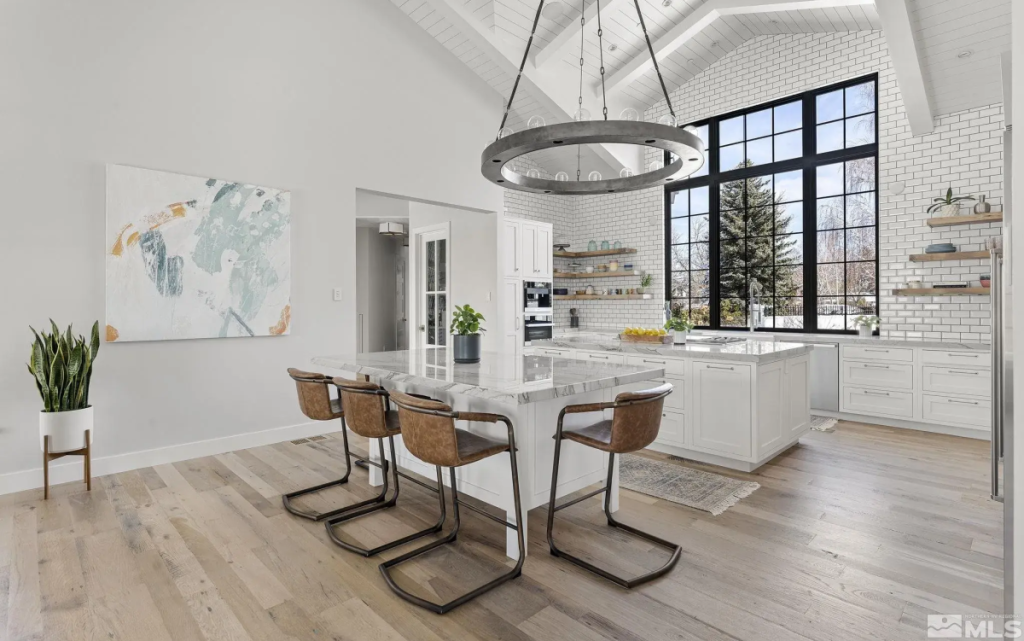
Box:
665, 74, 879, 334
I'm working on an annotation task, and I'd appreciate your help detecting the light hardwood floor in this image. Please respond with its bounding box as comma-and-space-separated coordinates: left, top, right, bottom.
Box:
0, 421, 1002, 641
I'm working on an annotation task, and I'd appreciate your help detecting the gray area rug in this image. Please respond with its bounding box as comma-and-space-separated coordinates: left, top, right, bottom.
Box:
619, 454, 760, 516
810, 415, 838, 432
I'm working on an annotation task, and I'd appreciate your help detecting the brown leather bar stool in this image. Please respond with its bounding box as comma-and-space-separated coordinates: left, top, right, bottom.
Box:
324, 379, 446, 556
546, 383, 681, 588
282, 369, 358, 522
381, 391, 525, 614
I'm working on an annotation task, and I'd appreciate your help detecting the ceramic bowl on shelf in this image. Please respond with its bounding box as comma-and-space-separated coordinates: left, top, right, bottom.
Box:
586, 265, 594, 273
981, 275, 992, 288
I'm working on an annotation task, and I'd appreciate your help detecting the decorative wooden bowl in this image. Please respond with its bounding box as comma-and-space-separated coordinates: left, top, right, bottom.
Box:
619, 333, 671, 344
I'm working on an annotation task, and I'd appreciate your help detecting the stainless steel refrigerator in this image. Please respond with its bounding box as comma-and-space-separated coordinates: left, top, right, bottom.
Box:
995, 120, 1014, 613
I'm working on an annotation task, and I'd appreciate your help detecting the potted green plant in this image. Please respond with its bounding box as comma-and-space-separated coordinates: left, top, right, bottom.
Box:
927, 186, 975, 217
637, 273, 653, 295
28, 321, 100, 454
664, 311, 694, 345
450, 304, 485, 363
853, 315, 879, 338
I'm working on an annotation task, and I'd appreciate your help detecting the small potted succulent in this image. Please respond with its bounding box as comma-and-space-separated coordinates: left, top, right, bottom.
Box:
638, 273, 653, 295
450, 304, 485, 364
28, 321, 100, 454
853, 315, 879, 338
928, 186, 975, 218
665, 311, 695, 345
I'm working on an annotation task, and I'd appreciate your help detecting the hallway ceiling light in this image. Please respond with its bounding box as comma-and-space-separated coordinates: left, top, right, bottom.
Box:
379, 222, 406, 236
481, 0, 704, 196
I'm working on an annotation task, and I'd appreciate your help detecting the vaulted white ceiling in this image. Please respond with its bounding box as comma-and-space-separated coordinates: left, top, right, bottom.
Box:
389, 0, 1010, 176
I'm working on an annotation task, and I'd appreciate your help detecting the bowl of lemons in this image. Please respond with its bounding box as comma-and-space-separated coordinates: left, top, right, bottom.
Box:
619, 327, 670, 344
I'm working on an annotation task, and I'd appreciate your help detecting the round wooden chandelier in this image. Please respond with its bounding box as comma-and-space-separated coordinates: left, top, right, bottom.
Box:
480, 0, 705, 196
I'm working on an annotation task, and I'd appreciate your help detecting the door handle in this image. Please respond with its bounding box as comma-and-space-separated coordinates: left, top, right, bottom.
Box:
419, 325, 425, 332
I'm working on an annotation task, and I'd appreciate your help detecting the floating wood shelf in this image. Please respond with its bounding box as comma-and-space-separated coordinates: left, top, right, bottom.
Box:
554, 294, 653, 300
553, 248, 638, 258
893, 287, 990, 296
909, 251, 990, 262
926, 213, 1003, 227
553, 271, 641, 279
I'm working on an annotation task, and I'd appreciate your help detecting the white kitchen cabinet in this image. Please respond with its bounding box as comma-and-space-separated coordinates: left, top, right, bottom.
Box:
658, 410, 687, 447
502, 219, 522, 279
663, 374, 686, 411
843, 386, 915, 419
922, 394, 990, 430
920, 349, 988, 367
922, 366, 991, 398
578, 352, 625, 365
521, 223, 538, 280
534, 224, 552, 279
535, 347, 575, 359
842, 345, 914, 363
785, 355, 811, 437
842, 360, 913, 391
692, 361, 752, 457
501, 278, 521, 357
757, 361, 785, 454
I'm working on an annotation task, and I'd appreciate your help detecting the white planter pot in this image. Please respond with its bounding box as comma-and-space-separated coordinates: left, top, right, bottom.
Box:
673, 330, 687, 345
39, 406, 93, 454
940, 204, 960, 217
857, 326, 874, 338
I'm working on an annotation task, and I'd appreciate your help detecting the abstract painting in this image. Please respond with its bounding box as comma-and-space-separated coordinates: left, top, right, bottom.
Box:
105, 165, 291, 342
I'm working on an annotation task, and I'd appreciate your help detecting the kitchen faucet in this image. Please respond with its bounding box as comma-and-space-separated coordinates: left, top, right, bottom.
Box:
748, 281, 761, 332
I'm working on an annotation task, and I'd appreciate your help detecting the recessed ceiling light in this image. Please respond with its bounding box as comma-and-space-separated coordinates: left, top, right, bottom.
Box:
957, 49, 973, 59
608, 43, 618, 52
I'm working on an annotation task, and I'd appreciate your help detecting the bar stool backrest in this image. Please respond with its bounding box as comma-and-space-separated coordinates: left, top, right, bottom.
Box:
609, 383, 674, 453
389, 391, 461, 467
288, 369, 340, 421
333, 378, 391, 439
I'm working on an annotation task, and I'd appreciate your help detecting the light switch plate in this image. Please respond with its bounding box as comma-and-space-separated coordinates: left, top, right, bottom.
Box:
333, 288, 343, 302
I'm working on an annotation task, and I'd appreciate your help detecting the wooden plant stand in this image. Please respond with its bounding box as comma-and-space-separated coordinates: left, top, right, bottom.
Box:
43, 429, 91, 499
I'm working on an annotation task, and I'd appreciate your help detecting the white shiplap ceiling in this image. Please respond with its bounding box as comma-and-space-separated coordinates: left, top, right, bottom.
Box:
390, 0, 1010, 174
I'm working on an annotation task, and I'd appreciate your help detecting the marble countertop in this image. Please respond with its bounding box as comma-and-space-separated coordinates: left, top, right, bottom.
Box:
550, 329, 989, 352
533, 333, 814, 363
311, 349, 664, 406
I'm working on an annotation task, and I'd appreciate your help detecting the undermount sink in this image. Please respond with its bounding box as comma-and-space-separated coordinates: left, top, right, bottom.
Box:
685, 335, 747, 345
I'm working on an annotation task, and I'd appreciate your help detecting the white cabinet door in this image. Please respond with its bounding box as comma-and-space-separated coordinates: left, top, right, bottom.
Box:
578, 351, 626, 365
535, 224, 552, 279
692, 362, 752, 457
785, 356, 811, 436
757, 361, 785, 454
658, 409, 687, 447
521, 223, 539, 277
501, 278, 520, 356
502, 219, 521, 279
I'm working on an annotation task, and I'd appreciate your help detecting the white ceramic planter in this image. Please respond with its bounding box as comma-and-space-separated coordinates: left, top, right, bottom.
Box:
940, 204, 960, 217
857, 326, 873, 338
40, 406, 93, 454
673, 330, 687, 345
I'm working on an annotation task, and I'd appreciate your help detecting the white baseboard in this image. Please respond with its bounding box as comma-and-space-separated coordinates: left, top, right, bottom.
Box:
0, 420, 337, 497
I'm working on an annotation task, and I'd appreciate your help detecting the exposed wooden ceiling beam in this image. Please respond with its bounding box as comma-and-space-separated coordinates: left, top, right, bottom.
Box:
602, 0, 875, 96
875, 0, 934, 136
534, 0, 632, 68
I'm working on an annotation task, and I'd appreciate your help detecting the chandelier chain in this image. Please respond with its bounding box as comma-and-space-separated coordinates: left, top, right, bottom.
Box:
497, 0, 545, 140
632, 0, 676, 120
596, 0, 608, 120
577, 0, 585, 181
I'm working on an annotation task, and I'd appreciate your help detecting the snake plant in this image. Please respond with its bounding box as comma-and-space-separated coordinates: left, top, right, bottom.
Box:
27, 320, 100, 412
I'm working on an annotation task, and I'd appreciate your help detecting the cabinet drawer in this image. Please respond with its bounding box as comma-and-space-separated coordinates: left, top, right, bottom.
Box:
842, 360, 913, 390
663, 375, 685, 411
922, 366, 991, 398
922, 394, 990, 430
842, 386, 914, 419
657, 409, 687, 446
626, 354, 686, 377
920, 349, 990, 368
535, 347, 575, 359
842, 345, 914, 363
578, 351, 625, 365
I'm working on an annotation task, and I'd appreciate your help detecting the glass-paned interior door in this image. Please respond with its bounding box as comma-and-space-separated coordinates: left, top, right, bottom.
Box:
418, 228, 448, 350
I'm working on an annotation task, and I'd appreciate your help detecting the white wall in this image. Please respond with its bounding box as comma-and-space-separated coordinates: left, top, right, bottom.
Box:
408, 203, 499, 352
0, 0, 503, 492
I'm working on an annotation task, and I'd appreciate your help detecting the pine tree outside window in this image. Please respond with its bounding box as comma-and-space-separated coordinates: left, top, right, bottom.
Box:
665, 74, 878, 334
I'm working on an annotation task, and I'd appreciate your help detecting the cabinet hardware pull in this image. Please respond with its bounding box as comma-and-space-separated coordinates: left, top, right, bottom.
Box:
949, 353, 979, 358
590, 355, 609, 360
863, 364, 890, 369
862, 390, 890, 397
948, 398, 980, 405
707, 365, 735, 371
947, 370, 980, 375
863, 349, 890, 353
643, 359, 666, 364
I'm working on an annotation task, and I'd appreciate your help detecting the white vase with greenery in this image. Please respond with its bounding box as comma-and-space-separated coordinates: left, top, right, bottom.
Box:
853, 315, 879, 338
665, 314, 694, 345
28, 321, 100, 453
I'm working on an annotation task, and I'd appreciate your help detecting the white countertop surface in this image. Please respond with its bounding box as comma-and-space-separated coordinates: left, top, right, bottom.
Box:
311, 348, 664, 406
687, 330, 990, 351
533, 332, 814, 363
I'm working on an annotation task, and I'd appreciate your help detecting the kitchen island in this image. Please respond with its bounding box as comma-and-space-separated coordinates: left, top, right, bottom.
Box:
527, 332, 815, 473
311, 349, 665, 559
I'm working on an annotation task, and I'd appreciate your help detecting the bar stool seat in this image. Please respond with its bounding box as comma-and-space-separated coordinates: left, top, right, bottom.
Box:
455, 429, 509, 463
547, 383, 681, 589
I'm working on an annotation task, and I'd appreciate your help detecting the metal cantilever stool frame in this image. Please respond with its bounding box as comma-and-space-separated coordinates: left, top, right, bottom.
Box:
324, 379, 446, 557
380, 391, 525, 614
547, 383, 681, 588
282, 369, 364, 522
